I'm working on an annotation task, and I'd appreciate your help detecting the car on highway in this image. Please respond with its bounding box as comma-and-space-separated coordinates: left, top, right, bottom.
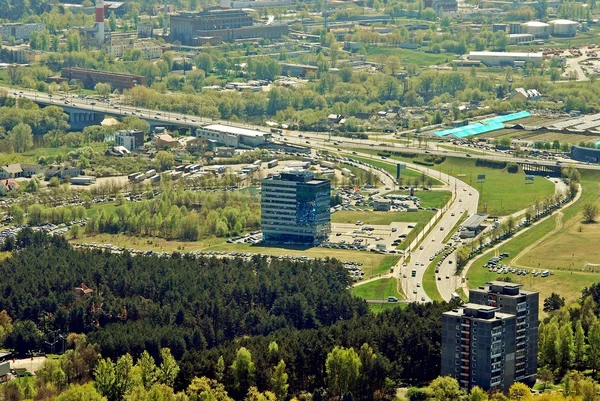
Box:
387, 296, 399, 302
421, 297, 425, 302
413, 289, 417, 294
446, 275, 450, 279
416, 282, 421, 287
451, 212, 455, 216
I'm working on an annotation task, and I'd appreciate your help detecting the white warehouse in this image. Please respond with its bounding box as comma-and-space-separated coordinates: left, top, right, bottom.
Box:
194, 124, 271, 148
468, 51, 543, 67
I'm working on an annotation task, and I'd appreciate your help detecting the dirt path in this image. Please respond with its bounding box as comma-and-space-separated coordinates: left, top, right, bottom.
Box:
511, 211, 564, 268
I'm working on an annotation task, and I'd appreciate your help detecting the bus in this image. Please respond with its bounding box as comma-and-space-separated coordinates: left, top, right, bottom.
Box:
267, 159, 278, 168
541, 270, 549, 277
411, 269, 417, 277
451, 292, 461, 301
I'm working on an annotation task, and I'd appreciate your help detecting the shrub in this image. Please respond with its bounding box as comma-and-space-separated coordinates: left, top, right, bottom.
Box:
506, 162, 519, 173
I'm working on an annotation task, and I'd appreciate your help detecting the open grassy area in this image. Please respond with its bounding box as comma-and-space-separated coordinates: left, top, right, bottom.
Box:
423, 252, 444, 302
390, 190, 452, 209
466, 170, 600, 308
73, 232, 226, 252
350, 150, 555, 216
374, 255, 401, 276
363, 46, 450, 66
347, 155, 445, 186
352, 277, 405, 300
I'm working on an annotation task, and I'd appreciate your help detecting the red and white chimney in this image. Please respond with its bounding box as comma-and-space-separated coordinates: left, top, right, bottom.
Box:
95, 0, 105, 45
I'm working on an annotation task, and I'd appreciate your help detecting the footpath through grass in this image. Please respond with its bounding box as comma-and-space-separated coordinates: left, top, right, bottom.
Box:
466, 170, 600, 307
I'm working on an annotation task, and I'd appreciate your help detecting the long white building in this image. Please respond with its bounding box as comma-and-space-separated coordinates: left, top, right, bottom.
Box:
468, 51, 543, 67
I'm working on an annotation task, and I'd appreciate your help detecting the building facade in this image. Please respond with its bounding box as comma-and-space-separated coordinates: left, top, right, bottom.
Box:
442, 282, 538, 392
61, 67, 146, 91
115, 130, 144, 151
169, 9, 287, 45
0, 23, 45, 41
262, 171, 331, 245
571, 145, 600, 163
194, 124, 269, 148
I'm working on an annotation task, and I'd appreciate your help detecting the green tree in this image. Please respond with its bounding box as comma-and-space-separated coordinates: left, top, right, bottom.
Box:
583, 203, 599, 223
428, 376, 464, 401
270, 360, 288, 401
558, 322, 574, 373
541, 321, 559, 369
187, 377, 233, 401
216, 356, 225, 383
55, 383, 106, 401
325, 346, 361, 398
95, 83, 112, 96
508, 382, 532, 401
137, 350, 157, 390
589, 320, 600, 374
575, 320, 586, 369
8, 123, 33, 153
196, 54, 214, 74
158, 348, 179, 387
8, 205, 24, 225
543, 293, 565, 312
109, 12, 117, 31
231, 347, 256, 395
469, 386, 488, 401
156, 151, 175, 171
538, 367, 554, 392
0, 310, 13, 347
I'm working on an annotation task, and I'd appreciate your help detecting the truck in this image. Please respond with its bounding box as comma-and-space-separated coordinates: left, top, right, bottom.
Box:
145, 169, 157, 179
267, 159, 278, 168
128, 172, 140, 181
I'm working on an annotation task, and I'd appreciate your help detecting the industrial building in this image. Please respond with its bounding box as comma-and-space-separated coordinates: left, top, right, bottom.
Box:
550, 19, 578, 37
521, 21, 550, 39
61, 68, 146, 91
80, 0, 107, 47
508, 34, 534, 45
423, 0, 458, 12
0, 23, 45, 41
194, 124, 270, 148
571, 145, 600, 163
460, 213, 488, 237
261, 170, 331, 245
441, 282, 538, 392
280, 63, 319, 78
169, 9, 288, 45
467, 51, 543, 67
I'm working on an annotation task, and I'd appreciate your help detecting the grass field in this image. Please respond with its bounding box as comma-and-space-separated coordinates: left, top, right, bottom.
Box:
363, 46, 450, 66
423, 252, 444, 302
390, 190, 452, 209
368, 302, 409, 313
347, 155, 445, 186
352, 277, 405, 300
349, 151, 555, 216
466, 169, 600, 308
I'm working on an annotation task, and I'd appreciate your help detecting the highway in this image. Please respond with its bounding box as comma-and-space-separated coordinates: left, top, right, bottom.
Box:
283, 133, 479, 302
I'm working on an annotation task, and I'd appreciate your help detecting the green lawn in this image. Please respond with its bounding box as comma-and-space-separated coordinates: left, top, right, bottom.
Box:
352, 277, 405, 299
363, 46, 451, 66
390, 190, 452, 209
373, 255, 400, 276
347, 155, 444, 186
350, 151, 555, 216
466, 170, 600, 308
423, 251, 444, 302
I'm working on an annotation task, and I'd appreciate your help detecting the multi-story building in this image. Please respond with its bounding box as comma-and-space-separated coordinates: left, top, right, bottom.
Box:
0, 23, 45, 41
261, 171, 331, 245
442, 282, 538, 393
169, 9, 287, 45
105, 40, 163, 59
61, 68, 146, 91
115, 130, 145, 151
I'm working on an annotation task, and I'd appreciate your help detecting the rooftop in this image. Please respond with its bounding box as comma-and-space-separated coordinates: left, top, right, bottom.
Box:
469, 51, 543, 58
203, 124, 266, 138
462, 213, 488, 229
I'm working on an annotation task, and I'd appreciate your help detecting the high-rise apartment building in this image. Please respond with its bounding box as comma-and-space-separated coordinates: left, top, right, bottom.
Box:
441, 282, 538, 392
261, 171, 330, 245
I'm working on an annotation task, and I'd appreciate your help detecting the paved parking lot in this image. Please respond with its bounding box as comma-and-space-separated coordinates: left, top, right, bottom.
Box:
329, 222, 415, 251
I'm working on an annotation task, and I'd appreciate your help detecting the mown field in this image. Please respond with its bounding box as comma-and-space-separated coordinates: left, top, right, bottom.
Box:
466, 169, 600, 307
